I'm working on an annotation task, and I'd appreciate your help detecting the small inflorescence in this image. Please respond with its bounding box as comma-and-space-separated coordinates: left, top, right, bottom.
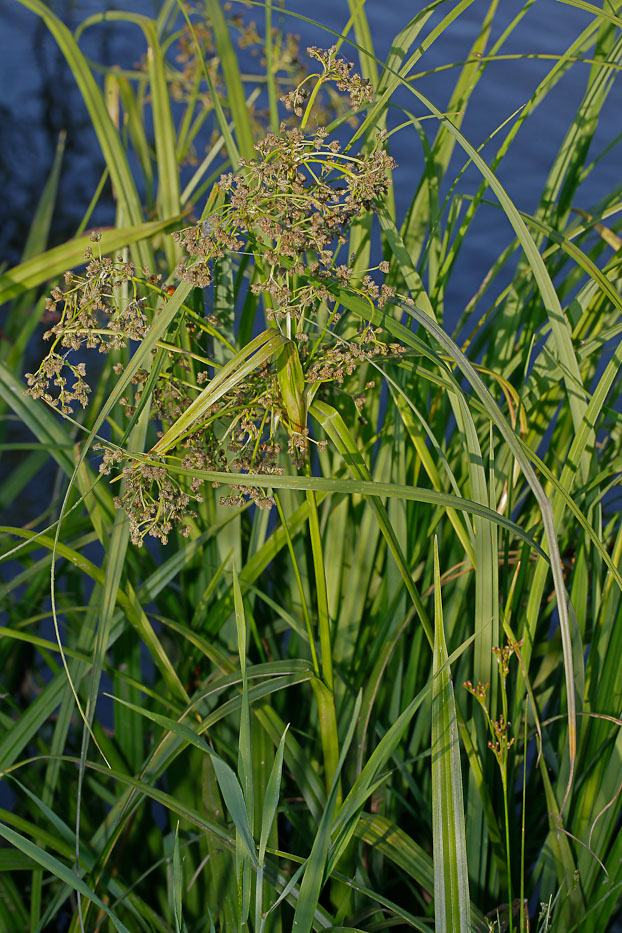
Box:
25, 232, 158, 414
464, 639, 523, 771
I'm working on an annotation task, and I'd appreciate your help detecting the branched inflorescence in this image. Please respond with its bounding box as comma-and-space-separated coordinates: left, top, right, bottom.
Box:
26, 47, 406, 547
173, 125, 396, 319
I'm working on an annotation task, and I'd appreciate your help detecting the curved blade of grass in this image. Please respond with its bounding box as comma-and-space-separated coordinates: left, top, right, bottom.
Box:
107, 696, 257, 865
349, 816, 487, 929
431, 538, 470, 932
355, 812, 433, 895
0, 218, 176, 306
8, 754, 237, 850
557, 0, 622, 28
151, 329, 287, 455
0, 823, 131, 933
78, 12, 181, 247
165, 462, 548, 559
330, 864, 436, 932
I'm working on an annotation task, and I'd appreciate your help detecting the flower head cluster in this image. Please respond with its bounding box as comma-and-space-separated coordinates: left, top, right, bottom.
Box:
487, 713, 515, 766
307, 324, 405, 385
175, 124, 395, 319
306, 45, 374, 110
25, 234, 160, 413
112, 457, 200, 547
492, 640, 522, 680
465, 640, 522, 772
463, 680, 490, 704
25, 356, 90, 415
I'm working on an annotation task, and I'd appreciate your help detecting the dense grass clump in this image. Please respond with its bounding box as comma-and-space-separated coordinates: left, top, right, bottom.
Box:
1, 1, 621, 931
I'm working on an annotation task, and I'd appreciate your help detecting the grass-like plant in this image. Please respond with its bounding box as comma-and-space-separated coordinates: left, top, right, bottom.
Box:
1, 1, 621, 931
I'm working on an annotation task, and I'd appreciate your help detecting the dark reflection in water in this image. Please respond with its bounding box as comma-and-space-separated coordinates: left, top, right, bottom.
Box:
1, 0, 154, 265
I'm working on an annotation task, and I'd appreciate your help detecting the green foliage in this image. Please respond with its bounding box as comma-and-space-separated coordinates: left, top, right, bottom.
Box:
1, 1, 622, 931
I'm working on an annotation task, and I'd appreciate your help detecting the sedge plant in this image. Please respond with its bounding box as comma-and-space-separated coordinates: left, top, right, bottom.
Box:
1, 1, 622, 931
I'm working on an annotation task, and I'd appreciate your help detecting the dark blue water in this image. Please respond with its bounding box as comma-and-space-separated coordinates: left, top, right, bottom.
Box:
297, 0, 622, 327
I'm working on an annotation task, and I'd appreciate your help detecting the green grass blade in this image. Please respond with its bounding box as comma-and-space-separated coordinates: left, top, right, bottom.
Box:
116, 75, 154, 206
162, 460, 548, 559
151, 330, 287, 455
0, 218, 176, 306
172, 823, 184, 933
233, 564, 253, 924
0, 823, 132, 933
431, 538, 470, 932
204, 0, 255, 160
20, 130, 66, 264
556, 0, 622, 28
258, 725, 288, 868
78, 12, 181, 247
